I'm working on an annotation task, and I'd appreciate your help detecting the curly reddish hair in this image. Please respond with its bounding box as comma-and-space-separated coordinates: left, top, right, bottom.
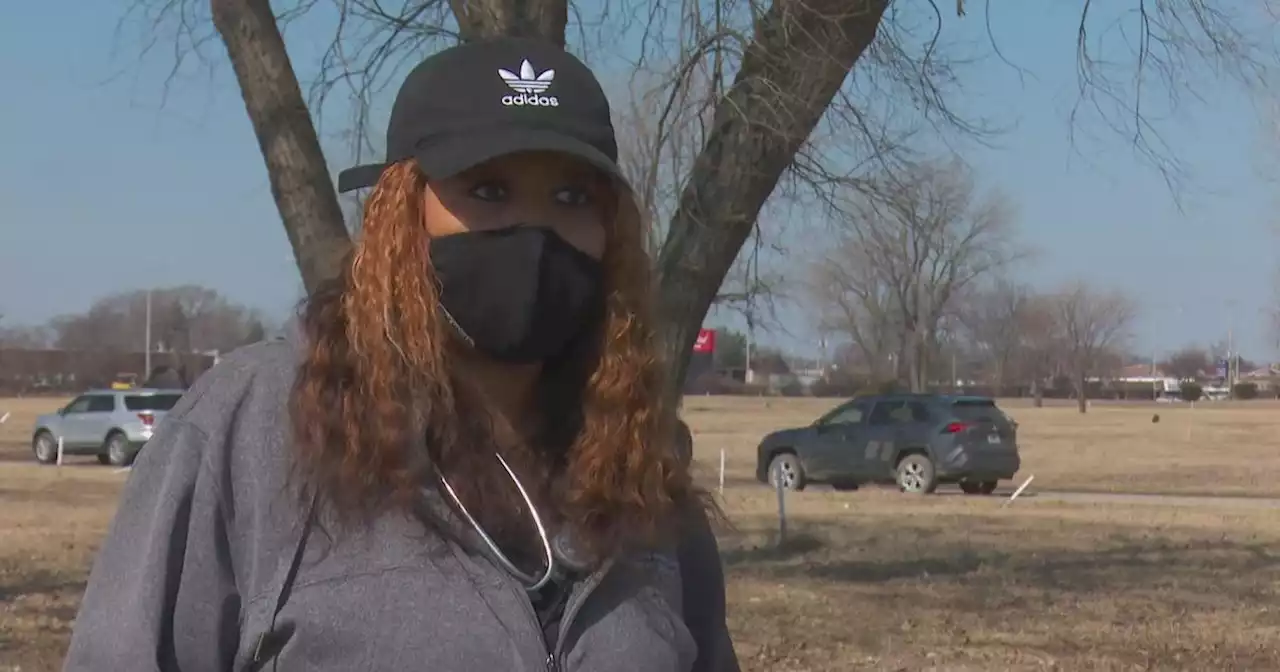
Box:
290, 160, 702, 559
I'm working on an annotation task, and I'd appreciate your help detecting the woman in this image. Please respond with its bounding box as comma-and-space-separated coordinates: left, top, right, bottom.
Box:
65, 37, 737, 672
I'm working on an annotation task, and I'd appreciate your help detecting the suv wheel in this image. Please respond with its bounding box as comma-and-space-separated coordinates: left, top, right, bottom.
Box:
896, 453, 938, 494
768, 452, 806, 492
32, 432, 58, 465
105, 432, 134, 467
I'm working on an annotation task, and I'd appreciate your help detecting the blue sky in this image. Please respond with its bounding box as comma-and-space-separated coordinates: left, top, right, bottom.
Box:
2, 1, 1277, 360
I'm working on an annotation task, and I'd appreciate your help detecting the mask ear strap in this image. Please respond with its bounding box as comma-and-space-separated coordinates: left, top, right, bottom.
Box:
439, 305, 475, 348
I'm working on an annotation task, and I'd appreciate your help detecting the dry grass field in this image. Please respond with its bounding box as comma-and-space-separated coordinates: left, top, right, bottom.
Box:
2, 395, 1280, 670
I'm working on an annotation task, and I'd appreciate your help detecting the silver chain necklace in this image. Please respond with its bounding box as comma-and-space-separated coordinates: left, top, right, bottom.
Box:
435, 452, 557, 592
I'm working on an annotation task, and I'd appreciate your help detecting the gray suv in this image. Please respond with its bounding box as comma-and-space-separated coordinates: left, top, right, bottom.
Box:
31, 388, 184, 466
755, 394, 1021, 494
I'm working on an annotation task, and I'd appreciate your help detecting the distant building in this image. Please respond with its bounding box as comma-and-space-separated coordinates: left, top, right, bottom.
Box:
1094, 363, 1180, 398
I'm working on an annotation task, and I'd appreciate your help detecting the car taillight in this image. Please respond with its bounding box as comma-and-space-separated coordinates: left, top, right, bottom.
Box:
943, 421, 971, 434
137, 413, 155, 427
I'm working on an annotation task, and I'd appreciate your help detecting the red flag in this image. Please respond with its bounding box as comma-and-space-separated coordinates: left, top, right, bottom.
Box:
692, 329, 716, 353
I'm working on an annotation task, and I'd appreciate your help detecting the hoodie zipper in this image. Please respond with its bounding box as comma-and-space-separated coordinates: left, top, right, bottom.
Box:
501, 559, 612, 672
501, 575, 556, 671
549, 560, 612, 670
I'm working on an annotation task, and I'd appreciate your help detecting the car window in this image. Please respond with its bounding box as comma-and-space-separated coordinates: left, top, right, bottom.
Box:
63, 397, 92, 414
868, 401, 903, 426
906, 401, 931, 422
86, 396, 116, 413
888, 405, 914, 423
124, 394, 183, 412
952, 399, 1002, 422
825, 404, 865, 425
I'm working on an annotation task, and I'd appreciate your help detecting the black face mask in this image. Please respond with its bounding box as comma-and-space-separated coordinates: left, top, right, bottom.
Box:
429, 227, 605, 363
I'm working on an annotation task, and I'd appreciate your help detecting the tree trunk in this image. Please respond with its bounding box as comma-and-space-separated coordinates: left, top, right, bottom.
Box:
212, 0, 892, 418
210, 0, 352, 295
653, 0, 890, 410
1075, 371, 1088, 414
915, 337, 929, 393
905, 334, 927, 393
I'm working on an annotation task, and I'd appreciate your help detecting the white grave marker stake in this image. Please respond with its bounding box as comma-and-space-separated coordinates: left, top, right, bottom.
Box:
1002, 474, 1035, 508
775, 472, 788, 546
718, 448, 726, 495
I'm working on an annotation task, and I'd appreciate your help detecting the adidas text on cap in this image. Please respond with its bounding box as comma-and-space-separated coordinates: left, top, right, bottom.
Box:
336, 38, 621, 192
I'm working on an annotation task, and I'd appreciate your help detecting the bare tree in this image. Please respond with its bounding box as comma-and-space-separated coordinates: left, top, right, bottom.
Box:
614, 67, 711, 255
813, 159, 1021, 392
1162, 345, 1211, 381
1050, 282, 1136, 413
1269, 266, 1280, 354
809, 242, 902, 382
959, 278, 1035, 392
1018, 293, 1066, 407
614, 68, 790, 345
49, 286, 268, 355
124, 0, 1278, 411
1271, 308, 1280, 356
0, 316, 55, 349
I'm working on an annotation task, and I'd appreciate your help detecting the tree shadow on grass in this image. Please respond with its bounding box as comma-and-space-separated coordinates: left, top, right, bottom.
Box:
0, 565, 87, 605
720, 518, 1280, 608
0, 479, 125, 507
720, 518, 1280, 670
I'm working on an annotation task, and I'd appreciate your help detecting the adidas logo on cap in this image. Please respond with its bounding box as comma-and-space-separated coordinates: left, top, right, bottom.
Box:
499, 59, 559, 107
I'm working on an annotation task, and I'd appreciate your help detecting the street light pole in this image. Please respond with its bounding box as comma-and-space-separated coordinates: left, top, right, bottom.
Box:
144, 290, 152, 377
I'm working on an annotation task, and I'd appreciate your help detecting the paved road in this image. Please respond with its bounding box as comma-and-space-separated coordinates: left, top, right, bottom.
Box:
854, 482, 1280, 509
1026, 489, 1280, 509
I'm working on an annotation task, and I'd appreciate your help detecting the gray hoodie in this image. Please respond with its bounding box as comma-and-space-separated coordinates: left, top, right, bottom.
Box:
63, 338, 739, 671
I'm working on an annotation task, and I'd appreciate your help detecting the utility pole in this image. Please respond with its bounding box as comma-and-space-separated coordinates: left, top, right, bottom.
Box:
1151, 348, 1158, 400
1227, 326, 1234, 399
1226, 300, 1236, 400
144, 290, 153, 377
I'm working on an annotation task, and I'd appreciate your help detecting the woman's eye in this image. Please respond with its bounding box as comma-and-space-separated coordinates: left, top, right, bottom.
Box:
470, 182, 507, 202
554, 187, 592, 206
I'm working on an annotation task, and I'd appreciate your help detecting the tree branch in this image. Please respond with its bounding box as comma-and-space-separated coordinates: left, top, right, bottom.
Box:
654, 0, 892, 403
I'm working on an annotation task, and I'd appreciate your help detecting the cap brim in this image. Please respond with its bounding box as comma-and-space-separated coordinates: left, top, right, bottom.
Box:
337, 163, 390, 193
416, 127, 624, 185
336, 128, 630, 204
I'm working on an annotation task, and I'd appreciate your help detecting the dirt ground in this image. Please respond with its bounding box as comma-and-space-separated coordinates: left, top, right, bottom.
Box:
2, 395, 1280, 670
